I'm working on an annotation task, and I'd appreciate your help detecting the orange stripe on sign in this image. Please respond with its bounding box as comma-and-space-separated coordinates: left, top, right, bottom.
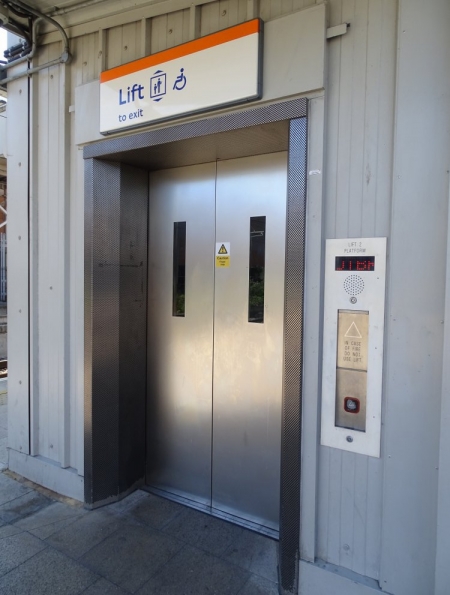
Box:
100, 19, 260, 83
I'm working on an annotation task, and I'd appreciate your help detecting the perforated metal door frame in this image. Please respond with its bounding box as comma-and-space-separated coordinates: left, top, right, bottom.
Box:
84, 98, 308, 595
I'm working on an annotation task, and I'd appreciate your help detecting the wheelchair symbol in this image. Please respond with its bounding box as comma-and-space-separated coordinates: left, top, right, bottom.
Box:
173, 68, 187, 91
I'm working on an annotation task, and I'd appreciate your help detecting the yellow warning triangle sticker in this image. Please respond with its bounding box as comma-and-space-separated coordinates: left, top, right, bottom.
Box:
344, 322, 362, 339
218, 244, 228, 255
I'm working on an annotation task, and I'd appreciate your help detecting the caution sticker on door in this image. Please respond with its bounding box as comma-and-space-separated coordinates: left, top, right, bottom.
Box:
215, 242, 230, 268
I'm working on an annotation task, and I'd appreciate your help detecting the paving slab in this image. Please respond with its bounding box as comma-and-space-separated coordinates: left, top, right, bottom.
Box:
0, 523, 23, 539
14, 500, 87, 540
224, 530, 278, 583
0, 487, 53, 523
83, 578, 129, 594
163, 506, 245, 557
45, 508, 125, 559
0, 403, 6, 424
29, 512, 86, 540
138, 544, 250, 595
105, 489, 147, 514
0, 402, 8, 470
117, 491, 184, 530
80, 522, 184, 593
15, 500, 86, 531
238, 575, 279, 595
0, 471, 280, 595
0, 471, 32, 506
0, 545, 99, 595
0, 531, 47, 577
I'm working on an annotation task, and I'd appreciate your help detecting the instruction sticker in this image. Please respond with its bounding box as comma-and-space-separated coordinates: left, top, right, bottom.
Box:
337, 310, 369, 371
216, 242, 230, 268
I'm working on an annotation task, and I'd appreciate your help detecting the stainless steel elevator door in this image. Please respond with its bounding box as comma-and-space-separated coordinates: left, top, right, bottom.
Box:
212, 153, 287, 531
147, 153, 287, 531
147, 163, 216, 506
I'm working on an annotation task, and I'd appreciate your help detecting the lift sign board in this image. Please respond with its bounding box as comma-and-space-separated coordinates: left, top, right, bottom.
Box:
99, 19, 262, 134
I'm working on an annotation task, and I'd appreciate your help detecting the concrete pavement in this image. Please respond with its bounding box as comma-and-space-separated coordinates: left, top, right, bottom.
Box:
0, 388, 7, 471
0, 397, 279, 594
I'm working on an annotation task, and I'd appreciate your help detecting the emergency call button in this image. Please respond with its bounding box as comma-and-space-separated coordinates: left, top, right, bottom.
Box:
344, 397, 360, 414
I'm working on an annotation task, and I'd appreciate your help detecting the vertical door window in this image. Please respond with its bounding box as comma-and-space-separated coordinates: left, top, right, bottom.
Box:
173, 222, 186, 316
248, 216, 266, 323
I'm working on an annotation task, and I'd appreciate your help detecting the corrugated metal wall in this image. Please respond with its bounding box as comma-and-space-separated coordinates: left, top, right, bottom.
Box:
318, 0, 397, 581
29, 0, 397, 583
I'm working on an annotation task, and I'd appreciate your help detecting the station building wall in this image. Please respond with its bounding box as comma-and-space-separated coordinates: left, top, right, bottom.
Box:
6, 1, 450, 593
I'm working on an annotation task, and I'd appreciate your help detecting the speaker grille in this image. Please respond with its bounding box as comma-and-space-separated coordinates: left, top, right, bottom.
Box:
344, 275, 364, 295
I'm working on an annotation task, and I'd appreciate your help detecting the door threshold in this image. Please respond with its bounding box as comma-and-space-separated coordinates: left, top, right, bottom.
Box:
143, 485, 279, 540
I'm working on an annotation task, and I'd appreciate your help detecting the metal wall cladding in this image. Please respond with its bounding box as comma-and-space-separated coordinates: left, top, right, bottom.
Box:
84, 160, 148, 505
118, 165, 148, 494
84, 99, 307, 159
278, 118, 308, 595
85, 159, 121, 504
212, 153, 287, 532
34, 0, 397, 586
146, 163, 216, 506
317, 0, 397, 583
85, 104, 307, 591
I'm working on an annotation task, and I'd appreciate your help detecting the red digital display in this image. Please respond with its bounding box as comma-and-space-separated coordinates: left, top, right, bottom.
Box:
335, 256, 375, 271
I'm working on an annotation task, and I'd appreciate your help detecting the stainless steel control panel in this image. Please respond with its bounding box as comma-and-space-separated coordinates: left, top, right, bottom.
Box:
321, 238, 387, 457
335, 310, 368, 432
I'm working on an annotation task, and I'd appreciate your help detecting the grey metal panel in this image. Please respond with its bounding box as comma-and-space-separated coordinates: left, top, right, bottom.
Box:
278, 118, 308, 595
200, 0, 247, 36
151, 9, 191, 53
85, 159, 121, 504
380, 1, 450, 593
119, 164, 148, 493
436, 182, 450, 594
35, 50, 67, 463
299, 559, 382, 595
212, 152, 287, 531
7, 65, 30, 456
85, 160, 149, 505
71, 137, 89, 476
318, 0, 397, 581
146, 163, 216, 505
85, 100, 308, 592
91, 122, 290, 172
300, 96, 325, 564
84, 98, 307, 159
106, 21, 142, 69
260, 0, 317, 21
84, 157, 94, 497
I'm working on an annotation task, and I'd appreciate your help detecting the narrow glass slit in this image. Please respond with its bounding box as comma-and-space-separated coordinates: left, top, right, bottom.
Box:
173, 222, 186, 317
248, 216, 266, 323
